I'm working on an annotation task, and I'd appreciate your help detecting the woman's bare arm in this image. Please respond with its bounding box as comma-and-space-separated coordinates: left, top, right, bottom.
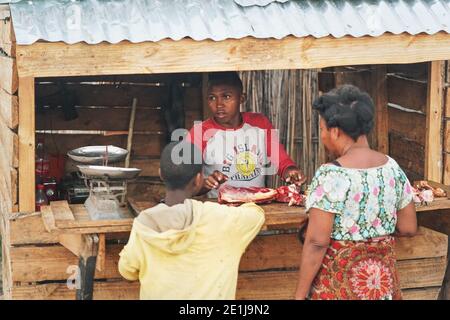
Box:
395, 201, 417, 237
295, 208, 334, 299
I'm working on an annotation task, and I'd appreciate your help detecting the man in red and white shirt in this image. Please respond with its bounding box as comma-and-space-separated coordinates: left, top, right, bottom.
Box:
187, 72, 306, 197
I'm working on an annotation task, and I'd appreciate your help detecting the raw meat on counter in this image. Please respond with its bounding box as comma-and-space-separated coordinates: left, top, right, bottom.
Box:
275, 185, 305, 206
218, 185, 305, 206
412, 180, 447, 205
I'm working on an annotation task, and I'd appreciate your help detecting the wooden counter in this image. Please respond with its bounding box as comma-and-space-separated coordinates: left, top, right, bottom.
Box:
130, 199, 308, 231
29, 197, 448, 300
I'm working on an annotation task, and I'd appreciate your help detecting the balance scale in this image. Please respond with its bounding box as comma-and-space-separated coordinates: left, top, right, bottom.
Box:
68, 145, 141, 220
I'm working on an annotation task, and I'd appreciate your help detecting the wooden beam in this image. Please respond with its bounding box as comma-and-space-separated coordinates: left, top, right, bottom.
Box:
15, 32, 450, 78
18, 77, 35, 213
372, 65, 389, 153
0, 55, 18, 94
0, 88, 18, 129
201, 73, 212, 120
425, 61, 445, 183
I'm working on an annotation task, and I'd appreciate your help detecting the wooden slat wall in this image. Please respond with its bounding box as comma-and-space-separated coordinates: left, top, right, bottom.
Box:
387, 63, 429, 181
331, 65, 389, 153
34, 74, 203, 201
6, 226, 447, 300
0, 4, 16, 299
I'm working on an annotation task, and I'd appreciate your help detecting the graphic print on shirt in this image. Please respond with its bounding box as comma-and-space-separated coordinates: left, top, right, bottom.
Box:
204, 124, 268, 186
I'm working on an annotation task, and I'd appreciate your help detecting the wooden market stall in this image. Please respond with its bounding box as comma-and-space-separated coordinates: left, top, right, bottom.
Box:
1, 0, 450, 300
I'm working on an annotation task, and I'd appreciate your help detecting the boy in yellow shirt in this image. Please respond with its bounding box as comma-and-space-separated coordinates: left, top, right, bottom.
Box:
118, 141, 265, 299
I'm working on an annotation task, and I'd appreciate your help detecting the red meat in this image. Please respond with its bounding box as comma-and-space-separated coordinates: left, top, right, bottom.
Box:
218, 185, 278, 205
218, 185, 305, 206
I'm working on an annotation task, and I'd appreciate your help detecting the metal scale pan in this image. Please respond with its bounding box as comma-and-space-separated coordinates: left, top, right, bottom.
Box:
77, 165, 141, 180
67, 145, 128, 164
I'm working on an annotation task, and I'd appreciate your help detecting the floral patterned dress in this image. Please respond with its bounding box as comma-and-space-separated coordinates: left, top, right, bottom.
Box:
305, 156, 413, 300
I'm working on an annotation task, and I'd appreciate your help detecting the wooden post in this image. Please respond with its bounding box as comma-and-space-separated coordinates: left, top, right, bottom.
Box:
371, 65, 389, 154
18, 77, 35, 213
202, 73, 211, 120
425, 61, 445, 183
76, 234, 99, 300
443, 62, 450, 185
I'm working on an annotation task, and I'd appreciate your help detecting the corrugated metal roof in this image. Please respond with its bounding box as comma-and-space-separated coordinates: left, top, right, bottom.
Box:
8, 0, 450, 45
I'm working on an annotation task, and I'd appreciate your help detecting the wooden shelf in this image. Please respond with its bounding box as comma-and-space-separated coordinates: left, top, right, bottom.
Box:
416, 197, 450, 213
41, 200, 134, 234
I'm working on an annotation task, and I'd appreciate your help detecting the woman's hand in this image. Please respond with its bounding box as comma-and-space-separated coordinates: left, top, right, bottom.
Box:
204, 170, 228, 190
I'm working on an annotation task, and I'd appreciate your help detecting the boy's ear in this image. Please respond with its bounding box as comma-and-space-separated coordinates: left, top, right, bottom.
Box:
158, 168, 164, 182
240, 92, 246, 104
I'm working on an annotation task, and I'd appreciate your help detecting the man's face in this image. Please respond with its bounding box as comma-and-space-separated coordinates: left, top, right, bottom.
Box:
207, 84, 243, 127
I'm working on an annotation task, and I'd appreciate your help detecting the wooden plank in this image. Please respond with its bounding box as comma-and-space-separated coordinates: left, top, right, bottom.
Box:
10, 213, 60, 245
395, 226, 448, 260
445, 87, 450, 117
0, 111, 17, 168
40, 206, 57, 233
387, 63, 429, 82
0, 18, 15, 57
388, 107, 426, 145
0, 14, 15, 44
416, 197, 450, 212
96, 234, 106, 272
389, 132, 425, 178
445, 152, 450, 186
373, 65, 389, 153
132, 200, 308, 230
239, 233, 302, 271
36, 106, 165, 132
445, 121, 450, 153
397, 256, 447, 289
37, 133, 164, 158
10, 167, 16, 205
0, 55, 17, 94
9, 226, 446, 284
9, 279, 440, 300
0, 89, 18, 129
0, 5, 10, 20
11, 281, 139, 300
18, 77, 36, 213
37, 73, 202, 86
387, 75, 427, 113
50, 201, 75, 223
202, 73, 212, 120
16, 32, 450, 78
425, 61, 445, 183
58, 234, 85, 257
402, 287, 441, 300
36, 83, 169, 108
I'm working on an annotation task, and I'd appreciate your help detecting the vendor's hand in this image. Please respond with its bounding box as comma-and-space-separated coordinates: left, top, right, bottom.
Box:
284, 167, 307, 186
204, 170, 228, 190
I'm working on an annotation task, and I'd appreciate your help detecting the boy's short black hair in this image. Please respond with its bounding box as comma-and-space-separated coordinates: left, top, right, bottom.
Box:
313, 84, 375, 141
208, 71, 243, 93
160, 141, 202, 190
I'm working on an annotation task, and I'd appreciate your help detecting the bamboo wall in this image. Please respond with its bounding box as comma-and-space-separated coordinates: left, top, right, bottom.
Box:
239, 70, 321, 186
